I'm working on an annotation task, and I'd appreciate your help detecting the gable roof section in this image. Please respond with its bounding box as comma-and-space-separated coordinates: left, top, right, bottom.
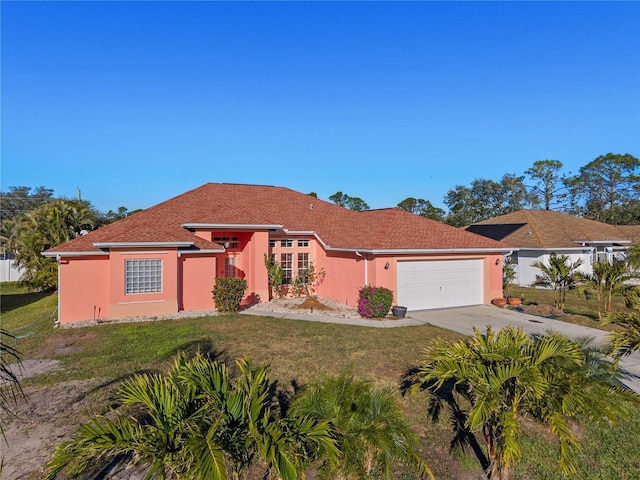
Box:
45, 183, 509, 254
616, 225, 640, 244
467, 210, 633, 249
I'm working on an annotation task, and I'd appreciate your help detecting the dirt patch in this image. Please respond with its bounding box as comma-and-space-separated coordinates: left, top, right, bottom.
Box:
523, 304, 564, 317
1, 378, 109, 480
293, 296, 333, 311
2, 359, 62, 385
246, 296, 360, 318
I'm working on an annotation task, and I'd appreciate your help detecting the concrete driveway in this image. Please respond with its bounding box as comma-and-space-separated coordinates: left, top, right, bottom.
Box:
408, 305, 640, 394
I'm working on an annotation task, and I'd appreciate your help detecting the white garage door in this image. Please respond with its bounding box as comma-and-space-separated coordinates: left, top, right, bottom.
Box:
397, 259, 484, 310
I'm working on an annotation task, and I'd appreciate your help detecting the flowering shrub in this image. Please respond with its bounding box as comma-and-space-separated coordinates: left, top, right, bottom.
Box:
357, 285, 394, 318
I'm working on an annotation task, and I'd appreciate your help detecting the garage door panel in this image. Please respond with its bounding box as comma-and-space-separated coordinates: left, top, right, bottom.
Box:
397, 260, 484, 310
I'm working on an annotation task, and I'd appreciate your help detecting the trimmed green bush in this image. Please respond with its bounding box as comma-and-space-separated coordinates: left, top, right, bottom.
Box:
357, 285, 394, 318
212, 277, 247, 313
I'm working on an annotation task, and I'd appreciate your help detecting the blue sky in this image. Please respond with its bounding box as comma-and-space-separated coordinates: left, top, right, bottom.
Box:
2, 1, 639, 213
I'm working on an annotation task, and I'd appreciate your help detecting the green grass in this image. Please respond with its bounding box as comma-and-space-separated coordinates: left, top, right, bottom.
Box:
510, 285, 635, 331
3, 284, 640, 480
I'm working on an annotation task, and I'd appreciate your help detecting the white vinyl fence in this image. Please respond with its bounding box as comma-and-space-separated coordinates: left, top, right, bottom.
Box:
0, 259, 24, 282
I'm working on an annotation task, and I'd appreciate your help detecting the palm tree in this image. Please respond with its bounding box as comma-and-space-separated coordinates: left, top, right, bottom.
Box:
580, 261, 637, 321
602, 289, 640, 366
579, 261, 612, 321
289, 372, 433, 480
9, 199, 97, 291
602, 261, 637, 313
47, 353, 337, 480
408, 326, 636, 480
533, 254, 583, 310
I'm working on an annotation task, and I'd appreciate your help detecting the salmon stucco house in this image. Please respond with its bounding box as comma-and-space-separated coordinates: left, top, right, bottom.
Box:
43, 183, 511, 325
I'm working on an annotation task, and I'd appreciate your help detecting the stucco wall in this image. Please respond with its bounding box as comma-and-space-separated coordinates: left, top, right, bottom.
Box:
180, 254, 217, 310
108, 249, 179, 319
58, 255, 110, 324
318, 251, 504, 307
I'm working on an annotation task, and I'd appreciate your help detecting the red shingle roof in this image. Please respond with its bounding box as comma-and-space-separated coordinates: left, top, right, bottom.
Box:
46, 183, 509, 254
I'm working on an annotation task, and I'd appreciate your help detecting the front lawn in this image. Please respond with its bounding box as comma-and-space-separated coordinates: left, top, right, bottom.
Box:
2, 283, 640, 480
510, 285, 635, 331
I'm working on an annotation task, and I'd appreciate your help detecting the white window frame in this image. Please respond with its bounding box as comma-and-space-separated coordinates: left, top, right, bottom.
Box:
125, 259, 162, 294
297, 252, 310, 280
224, 257, 237, 278
281, 239, 293, 248
213, 236, 240, 249
297, 239, 309, 247
281, 253, 293, 284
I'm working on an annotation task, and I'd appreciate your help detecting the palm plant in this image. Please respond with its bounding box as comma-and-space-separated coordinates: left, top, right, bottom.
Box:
0, 329, 23, 439
289, 372, 433, 480
602, 289, 640, 367
579, 261, 637, 321
533, 254, 583, 310
408, 326, 636, 480
602, 261, 637, 312
627, 243, 640, 272
47, 353, 337, 480
9, 199, 96, 291
578, 261, 611, 321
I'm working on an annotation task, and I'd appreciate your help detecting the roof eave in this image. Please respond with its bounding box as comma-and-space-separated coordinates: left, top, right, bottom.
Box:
93, 242, 194, 248
178, 248, 225, 255
182, 223, 283, 230
324, 247, 516, 255
574, 240, 631, 245
42, 250, 108, 257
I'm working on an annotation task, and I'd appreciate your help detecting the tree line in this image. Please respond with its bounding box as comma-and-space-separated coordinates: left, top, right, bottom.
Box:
326, 153, 640, 227
0, 186, 139, 290
2, 152, 637, 291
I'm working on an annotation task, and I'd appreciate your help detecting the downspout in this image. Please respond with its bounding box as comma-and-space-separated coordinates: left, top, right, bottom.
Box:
55, 255, 61, 327
355, 251, 368, 285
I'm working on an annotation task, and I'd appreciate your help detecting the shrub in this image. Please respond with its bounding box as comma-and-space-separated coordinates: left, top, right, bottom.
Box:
290, 263, 327, 298
357, 285, 393, 318
264, 254, 284, 298
212, 277, 247, 313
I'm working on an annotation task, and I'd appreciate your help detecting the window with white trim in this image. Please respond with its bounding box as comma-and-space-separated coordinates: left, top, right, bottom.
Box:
297, 239, 309, 247
281, 253, 293, 284
281, 239, 293, 248
213, 236, 240, 249
224, 257, 237, 278
269, 239, 276, 249
125, 259, 162, 294
297, 253, 310, 281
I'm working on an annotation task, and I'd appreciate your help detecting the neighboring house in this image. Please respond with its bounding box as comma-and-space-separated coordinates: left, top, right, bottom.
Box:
466, 210, 636, 286
44, 183, 510, 325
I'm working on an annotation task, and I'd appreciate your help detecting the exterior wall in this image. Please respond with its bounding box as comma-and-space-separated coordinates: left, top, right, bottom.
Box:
269, 235, 318, 299
108, 249, 180, 319
58, 255, 110, 324
242, 231, 270, 304
293, 243, 504, 308
196, 230, 270, 306
487, 254, 506, 300
315, 250, 369, 306
180, 254, 217, 310
56, 231, 506, 323
514, 249, 592, 286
